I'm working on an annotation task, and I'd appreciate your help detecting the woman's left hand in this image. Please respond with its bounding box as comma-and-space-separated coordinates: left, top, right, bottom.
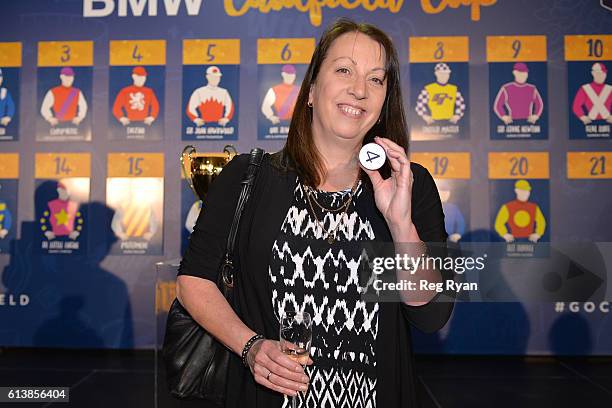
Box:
361, 136, 418, 241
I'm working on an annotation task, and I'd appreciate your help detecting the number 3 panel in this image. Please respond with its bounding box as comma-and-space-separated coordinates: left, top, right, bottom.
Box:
37, 41, 93, 142
182, 39, 240, 141
106, 153, 164, 255
565, 35, 611, 139
488, 152, 550, 257
257, 38, 314, 140
409, 36, 470, 141
109, 40, 166, 141
487, 36, 548, 140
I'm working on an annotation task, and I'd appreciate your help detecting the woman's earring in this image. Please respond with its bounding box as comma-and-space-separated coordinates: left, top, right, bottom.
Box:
308, 101, 313, 108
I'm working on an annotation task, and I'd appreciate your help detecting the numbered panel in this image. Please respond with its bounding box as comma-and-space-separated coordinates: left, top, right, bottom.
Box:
0, 42, 22, 141
257, 38, 315, 140
182, 39, 240, 141
34, 153, 91, 255
487, 36, 548, 140
409, 37, 470, 140
567, 152, 612, 179
488, 152, 549, 179
411, 152, 471, 179
489, 152, 550, 256
412, 152, 471, 242
109, 40, 166, 141
0, 153, 18, 253
106, 153, 164, 255
37, 41, 93, 142
565, 35, 611, 139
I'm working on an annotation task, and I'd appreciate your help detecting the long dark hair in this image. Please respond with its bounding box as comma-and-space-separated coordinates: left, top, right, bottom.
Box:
274, 17, 409, 188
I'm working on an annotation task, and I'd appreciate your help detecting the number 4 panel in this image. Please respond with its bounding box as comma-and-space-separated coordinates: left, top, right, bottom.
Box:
565, 35, 611, 139
182, 39, 240, 141
109, 40, 166, 141
488, 152, 550, 257
106, 153, 164, 255
487, 36, 548, 140
411, 152, 471, 242
409, 37, 470, 140
257, 38, 315, 140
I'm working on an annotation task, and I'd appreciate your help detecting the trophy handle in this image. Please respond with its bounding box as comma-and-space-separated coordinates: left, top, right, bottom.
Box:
180, 145, 199, 199
223, 144, 238, 161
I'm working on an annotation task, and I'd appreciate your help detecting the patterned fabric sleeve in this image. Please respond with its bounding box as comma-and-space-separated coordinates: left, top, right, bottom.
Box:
415, 88, 430, 118
454, 90, 466, 118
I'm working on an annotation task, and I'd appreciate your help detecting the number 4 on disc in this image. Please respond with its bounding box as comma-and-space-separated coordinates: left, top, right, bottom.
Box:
359, 143, 386, 171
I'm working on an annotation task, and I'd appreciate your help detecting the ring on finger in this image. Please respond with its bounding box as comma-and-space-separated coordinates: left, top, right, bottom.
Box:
266, 371, 272, 381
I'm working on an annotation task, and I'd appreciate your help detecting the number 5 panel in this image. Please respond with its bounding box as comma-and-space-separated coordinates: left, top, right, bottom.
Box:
182, 39, 240, 141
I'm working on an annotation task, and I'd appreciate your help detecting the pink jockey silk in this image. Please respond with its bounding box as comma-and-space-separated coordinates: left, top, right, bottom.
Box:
48, 198, 79, 236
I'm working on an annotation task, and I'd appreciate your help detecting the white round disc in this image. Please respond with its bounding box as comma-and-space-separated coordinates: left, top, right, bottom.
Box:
359, 143, 386, 171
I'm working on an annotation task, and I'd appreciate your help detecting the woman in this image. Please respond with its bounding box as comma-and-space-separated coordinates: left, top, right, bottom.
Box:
177, 18, 453, 408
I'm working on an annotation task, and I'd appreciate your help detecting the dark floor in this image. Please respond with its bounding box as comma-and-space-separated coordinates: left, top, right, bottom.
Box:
0, 348, 610, 407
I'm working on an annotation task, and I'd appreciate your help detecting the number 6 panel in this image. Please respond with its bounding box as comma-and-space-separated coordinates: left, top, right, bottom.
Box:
256, 38, 315, 140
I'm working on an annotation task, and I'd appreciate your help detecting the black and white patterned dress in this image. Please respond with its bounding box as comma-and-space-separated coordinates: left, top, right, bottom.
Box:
269, 177, 379, 408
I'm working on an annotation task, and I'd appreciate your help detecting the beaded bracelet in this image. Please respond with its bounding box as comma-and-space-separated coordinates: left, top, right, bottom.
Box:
241, 334, 265, 367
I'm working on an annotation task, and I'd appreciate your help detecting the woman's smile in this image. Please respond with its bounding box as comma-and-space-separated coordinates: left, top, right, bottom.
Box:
337, 103, 366, 119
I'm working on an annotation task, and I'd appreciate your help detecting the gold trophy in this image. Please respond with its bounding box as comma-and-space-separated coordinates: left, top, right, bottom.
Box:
181, 145, 238, 200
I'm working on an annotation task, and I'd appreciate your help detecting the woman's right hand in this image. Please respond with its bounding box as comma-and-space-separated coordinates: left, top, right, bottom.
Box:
246, 339, 313, 396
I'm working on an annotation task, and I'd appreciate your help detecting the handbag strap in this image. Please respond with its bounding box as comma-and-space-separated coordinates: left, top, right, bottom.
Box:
220, 148, 265, 288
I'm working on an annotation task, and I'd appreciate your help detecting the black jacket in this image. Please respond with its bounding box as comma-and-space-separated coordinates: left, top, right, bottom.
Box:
178, 150, 453, 407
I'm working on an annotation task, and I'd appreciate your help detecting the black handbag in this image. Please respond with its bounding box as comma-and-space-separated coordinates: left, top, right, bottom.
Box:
162, 148, 266, 405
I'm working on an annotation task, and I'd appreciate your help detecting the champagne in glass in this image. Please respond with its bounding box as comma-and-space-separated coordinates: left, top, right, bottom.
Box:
279, 311, 312, 408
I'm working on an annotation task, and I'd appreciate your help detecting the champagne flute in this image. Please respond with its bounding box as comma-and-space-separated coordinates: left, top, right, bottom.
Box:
279, 311, 312, 408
